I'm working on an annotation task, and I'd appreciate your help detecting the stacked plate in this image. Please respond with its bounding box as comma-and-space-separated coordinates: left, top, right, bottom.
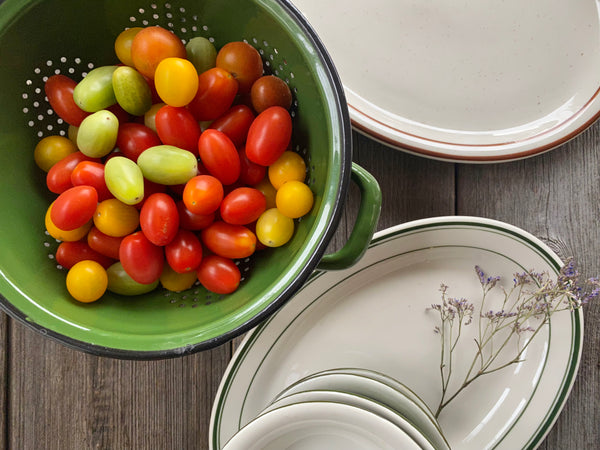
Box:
221, 368, 449, 450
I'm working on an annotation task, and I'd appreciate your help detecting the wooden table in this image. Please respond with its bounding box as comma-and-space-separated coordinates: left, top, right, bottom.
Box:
1, 123, 599, 448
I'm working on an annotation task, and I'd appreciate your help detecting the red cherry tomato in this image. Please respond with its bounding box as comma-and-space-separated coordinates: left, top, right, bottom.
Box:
245, 106, 292, 166
187, 67, 238, 121
139, 193, 180, 246
70, 161, 112, 201
46, 151, 99, 194
238, 147, 266, 186
155, 105, 201, 153
119, 231, 164, 284
220, 187, 266, 225
201, 221, 256, 259
208, 104, 255, 148
116, 122, 161, 162
55, 241, 114, 269
215, 41, 264, 94
198, 129, 240, 185
196, 254, 241, 294
50, 185, 98, 231
87, 226, 123, 260
165, 229, 203, 273
176, 200, 215, 230
44, 74, 90, 126
182, 175, 224, 215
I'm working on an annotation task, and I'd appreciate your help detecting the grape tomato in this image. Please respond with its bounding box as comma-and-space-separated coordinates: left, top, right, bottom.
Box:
215, 41, 264, 94
245, 106, 292, 166
196, 254, 241, 295
44, 74, 90, 127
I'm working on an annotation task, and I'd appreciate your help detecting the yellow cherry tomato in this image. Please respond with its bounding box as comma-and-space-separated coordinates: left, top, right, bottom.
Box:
253, 177, 277, 210
66, 260, 108, 303
114, 27, 143, 67
67, 125, 79, 145
93, 198, 140, 237
34, 135, 77, 172
160, 264, 198, 292
255, 208, 294, 248
275, 180, 314, 219
154, 57, 199, 107
268, 151, 306, 190
45, 202, 92, 242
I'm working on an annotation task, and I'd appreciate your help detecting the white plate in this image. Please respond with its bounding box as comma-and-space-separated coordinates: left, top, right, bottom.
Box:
291, 0, 600, 162
270, 370, 447, 450
222, 401, 421, 450
210, 216, 583, 450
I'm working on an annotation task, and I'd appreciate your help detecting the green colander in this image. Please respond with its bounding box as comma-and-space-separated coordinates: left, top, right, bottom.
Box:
0, 0, 381, 359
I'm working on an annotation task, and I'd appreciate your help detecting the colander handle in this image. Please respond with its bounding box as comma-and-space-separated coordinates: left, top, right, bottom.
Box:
317, 163, 382, 271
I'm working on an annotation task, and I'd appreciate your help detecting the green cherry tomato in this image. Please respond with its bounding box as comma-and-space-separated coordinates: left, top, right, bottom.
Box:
106, 261, 159, 296
137, 145, 198, 185
186, 36, 217, 75
112, 65, 153, 116
77, 110, 119, 158
73, 65, 118, 112
104, 156, 145, 205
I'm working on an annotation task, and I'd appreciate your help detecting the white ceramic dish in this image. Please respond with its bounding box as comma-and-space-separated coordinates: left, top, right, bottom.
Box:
290, 0, 600, 162
210, 216, 583, 450
270, 370, 447, 450
222, 401, 421, 450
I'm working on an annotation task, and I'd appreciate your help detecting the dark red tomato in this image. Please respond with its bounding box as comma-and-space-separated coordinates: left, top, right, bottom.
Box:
176, 200, 215, 230
198, 129, 240, 185
220, 187, 266, 225
143, 74, 162, 104
182, 175, 224, 215
201, 221, 256, 259
165, 229, 203, 273
196, 254, 241, 294
55, 241, 114, 270
135, 178, 169, 210
44, 74, 90, 126
50, 185, 98, 231
70, 161, 112, 201
250, 75, 293, 113
245, 106, 292, 166
216, 41, 264, 94
238, 147, 266, 186
187, 67, 238, 121
155, 105, 201, 153
116, 122, 161, 162
208, 104, 255, 148
46, 151, 99, 194
106, 103, 131, 124
87, 226, 124, 260
119, 231, 164, 284
139, 193, 179, 246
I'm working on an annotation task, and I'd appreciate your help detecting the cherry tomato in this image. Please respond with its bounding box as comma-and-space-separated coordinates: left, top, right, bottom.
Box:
186, 36, 217, 75
106, 261, 159, 295
216, 41, 264, 94
55, 241, 114, 270
245, 106, 292, 166
276, 180, 314, 218
253, 176, 277, 209
208, 104, 255, 148
34, 135, 77, 172
45, 202, 92, 242
114, 27, 143, 67
154, 57, 199, 107
250, 75, 293, 113
130, 25, 187, 79
44, 74, 90, 126
66, 260, 108, 303
201, 221, 256, 259
197, 129, 240, 185
155, 105, 201, 153
71, 161, 113, 201
51, 185, 98, 231
87, 226, 124, 260
46, 151, 99, 194
160, 263, 198, 292
176, 200, 215, 230
112, 65, 153, 116
119, 231, 164, 284
234, 147, 265, 186
139, 193, 179, 246
116, 122, 162, 162
93, 198, 140, 237
187, 67, 238, 121
196, 254, 241, 294
165, 229, 203, 273
182, 175, 224, 215
255, 208, 294, 247
268, 151, 307, 189
143, 102, 166, 132
220, 187, 266, 225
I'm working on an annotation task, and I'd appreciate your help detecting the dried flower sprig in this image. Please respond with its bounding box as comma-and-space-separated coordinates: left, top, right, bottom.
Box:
429, 257, 599, 419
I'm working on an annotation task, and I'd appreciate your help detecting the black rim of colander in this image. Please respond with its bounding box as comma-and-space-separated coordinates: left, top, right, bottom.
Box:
0, 0, 352, 360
